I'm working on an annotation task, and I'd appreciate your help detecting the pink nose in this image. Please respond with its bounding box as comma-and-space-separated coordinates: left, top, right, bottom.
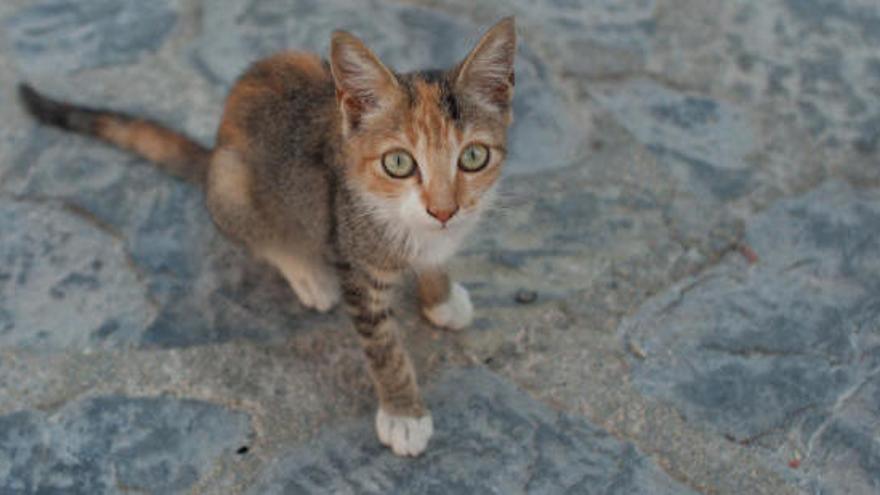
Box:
426, 206, 458, 224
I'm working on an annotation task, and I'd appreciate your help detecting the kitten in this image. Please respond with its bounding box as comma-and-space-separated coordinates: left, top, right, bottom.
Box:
19, 17, 516, 457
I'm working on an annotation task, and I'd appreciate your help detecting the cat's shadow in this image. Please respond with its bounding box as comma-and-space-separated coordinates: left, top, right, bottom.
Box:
137, 221, 347, 349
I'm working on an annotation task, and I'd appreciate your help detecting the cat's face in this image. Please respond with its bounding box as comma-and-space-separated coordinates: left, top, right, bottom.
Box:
331, 18, 516, 265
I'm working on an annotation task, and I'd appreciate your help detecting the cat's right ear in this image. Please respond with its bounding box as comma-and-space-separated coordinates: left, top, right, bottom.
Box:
330, 31, 399, 132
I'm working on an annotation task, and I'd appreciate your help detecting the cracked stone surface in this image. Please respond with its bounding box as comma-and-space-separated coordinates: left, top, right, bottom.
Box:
621, 181, 880, 493
5, 0, 177, 74
250, 368, 697, 495
1, 0, 878, 493
0, 396, 251, 493
0, 198, 154, 350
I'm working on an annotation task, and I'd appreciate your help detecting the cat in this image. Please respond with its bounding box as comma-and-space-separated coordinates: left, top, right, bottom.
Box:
18, 16, 516, 457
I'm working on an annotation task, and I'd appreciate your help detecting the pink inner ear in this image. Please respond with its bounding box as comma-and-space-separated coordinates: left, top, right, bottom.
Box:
342, 94, 365, 120
456, 30, 516, 110
489, 79, 513, 107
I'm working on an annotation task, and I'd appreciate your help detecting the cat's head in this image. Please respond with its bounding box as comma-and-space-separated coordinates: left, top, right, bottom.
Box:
329, 17, 516, 263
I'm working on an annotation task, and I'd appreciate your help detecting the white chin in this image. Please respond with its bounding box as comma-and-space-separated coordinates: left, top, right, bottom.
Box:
406, 220, 472, 267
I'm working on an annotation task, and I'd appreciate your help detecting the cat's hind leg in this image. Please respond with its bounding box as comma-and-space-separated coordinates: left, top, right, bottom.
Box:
207, 150, 340, 312
261, 248, 340, 312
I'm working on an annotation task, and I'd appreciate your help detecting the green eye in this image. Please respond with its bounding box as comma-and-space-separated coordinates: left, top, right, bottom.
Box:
381, 150, 417, 178
458, 144, 490, 172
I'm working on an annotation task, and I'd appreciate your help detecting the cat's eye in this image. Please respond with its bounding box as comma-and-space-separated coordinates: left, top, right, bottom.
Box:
381, 150, 417, 178
458, 144, 490, 172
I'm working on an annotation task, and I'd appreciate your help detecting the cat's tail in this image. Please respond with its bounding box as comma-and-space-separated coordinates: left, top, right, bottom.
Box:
18, 83, 211, 184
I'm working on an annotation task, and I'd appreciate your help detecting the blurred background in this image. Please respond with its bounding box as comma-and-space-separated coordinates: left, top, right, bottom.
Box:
0, 0, 878, 494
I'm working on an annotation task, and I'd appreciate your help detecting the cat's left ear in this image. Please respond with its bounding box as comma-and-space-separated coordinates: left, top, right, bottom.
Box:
330, 31, 400, 132
454, 17, 516, 117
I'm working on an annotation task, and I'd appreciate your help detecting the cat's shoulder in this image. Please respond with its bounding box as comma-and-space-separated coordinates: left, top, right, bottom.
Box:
242, 51, 332, 85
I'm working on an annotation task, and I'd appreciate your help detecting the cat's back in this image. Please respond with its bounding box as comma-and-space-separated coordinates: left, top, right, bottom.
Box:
208, 51, 340, 243
216, 51, 339, 167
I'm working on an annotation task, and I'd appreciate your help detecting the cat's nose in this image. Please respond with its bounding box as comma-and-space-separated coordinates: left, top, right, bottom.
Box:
426, 205, 459, 224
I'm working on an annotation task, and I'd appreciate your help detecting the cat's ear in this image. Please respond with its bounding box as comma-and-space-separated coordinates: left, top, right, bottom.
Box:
455, 17, 516, 116
330, 31, 399, 131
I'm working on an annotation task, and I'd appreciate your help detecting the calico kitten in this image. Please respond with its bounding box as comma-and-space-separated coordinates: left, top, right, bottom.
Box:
19, 17, 516, 457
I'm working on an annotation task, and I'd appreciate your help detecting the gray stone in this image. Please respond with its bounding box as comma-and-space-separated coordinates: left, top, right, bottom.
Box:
517, 0, 657, 78
2, 131, 339, 349
593, 79, 756, 203
782, 0, 880, 43
647, 0, 880, 181
249, 368, 697, 495
621, 181, 880, 493
191, 0, 583, 174
1, 0, 880, 493
806, 374, 880, 493
0, 197, 154, 350
0, 396, 251, 494
4, 0, 177, 74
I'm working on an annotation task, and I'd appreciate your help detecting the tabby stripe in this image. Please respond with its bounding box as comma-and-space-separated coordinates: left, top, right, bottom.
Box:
364, 266, 401, 285
366, 275, 393, 291
354, 308, 392, 327
385, 373, 415, 402
343, 294, 390, 315
342, 287, 362, 306
386, 350, 406, 377
364, 344, 390, 368
353, 314, 392, 338
334, 261, 353, 272
363, 336, 395, 368
364, 294, 392, 313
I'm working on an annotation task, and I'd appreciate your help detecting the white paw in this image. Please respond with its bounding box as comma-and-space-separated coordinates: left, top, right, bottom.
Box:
375, 408, 433, 457
423, 282, 473, 330
288, 270, 340, 313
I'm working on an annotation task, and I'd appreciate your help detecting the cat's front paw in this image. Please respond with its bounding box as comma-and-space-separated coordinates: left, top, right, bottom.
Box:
423, 282, 473, 330
375, 408, 433, 457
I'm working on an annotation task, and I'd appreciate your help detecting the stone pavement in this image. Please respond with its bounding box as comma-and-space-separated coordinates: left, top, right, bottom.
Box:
0, 0, 878, 493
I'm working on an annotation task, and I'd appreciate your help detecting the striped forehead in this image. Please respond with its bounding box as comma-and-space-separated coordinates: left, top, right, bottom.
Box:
413, 83, 439, 147
403, 77, 462, 151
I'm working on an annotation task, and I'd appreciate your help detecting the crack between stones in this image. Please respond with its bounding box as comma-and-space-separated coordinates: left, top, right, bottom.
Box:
521, 412, 544, 492
732, 403, 818, 447
0, 192, 161, 313
699, 343, 813, 359
575, 69, 702, 95
657, 273, 723, 317
805, 366, 880, 459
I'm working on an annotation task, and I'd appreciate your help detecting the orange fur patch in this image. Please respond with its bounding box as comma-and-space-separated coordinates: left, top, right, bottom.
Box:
276, 52, 328, 81
97, 118, 190, 164
210, 149, 253, 208
217, 51, 331, 151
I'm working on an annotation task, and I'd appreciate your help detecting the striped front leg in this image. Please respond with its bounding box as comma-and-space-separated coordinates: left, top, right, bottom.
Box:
339, 262, 433, 457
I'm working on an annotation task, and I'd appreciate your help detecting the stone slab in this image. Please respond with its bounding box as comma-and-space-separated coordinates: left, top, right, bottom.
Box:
250, 367, 698, 495
0, 197, 154, 351
0, 395, 251, 494
621, 181, 880, 493
4, 0, 177, 74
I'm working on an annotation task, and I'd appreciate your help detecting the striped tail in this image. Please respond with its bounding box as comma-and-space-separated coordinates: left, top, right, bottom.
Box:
18, 83, 211, 184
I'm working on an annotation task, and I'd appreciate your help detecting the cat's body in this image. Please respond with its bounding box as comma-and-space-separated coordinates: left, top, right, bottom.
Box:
19, 18, 516, 457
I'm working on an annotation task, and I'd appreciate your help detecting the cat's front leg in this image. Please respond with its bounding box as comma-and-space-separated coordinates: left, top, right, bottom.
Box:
417, 266, 473, 331
339, 262, 433, 456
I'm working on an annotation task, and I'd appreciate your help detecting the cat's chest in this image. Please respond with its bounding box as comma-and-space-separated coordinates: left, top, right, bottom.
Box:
406, 225, 471, 268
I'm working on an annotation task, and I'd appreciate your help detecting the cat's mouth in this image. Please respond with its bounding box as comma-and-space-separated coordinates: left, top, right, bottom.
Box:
422, 213, 475, 234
